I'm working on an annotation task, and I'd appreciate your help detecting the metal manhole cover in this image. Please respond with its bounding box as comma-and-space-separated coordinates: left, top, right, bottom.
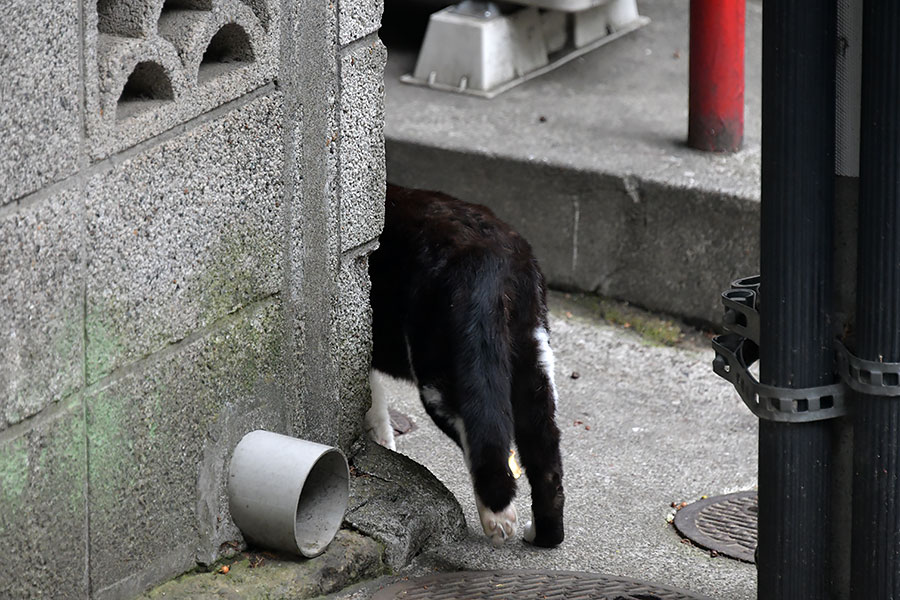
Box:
371, 569, 715, 600
673, 491, 757, 563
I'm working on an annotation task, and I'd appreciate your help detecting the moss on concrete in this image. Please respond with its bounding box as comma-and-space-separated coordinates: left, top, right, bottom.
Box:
549, 291, 701, 348
0, 398, 86, 531
85, 305, 128, 382
140, 530, 387, 600
87, 388, 136, 511
0, 437, 29, 521
195, 224, 280, 327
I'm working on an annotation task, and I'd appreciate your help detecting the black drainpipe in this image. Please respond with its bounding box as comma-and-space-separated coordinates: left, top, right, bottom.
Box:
850, 3, 900, 597
758, 1, 836, 597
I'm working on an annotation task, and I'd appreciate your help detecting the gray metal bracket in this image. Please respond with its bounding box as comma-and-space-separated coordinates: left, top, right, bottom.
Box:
712, 275, 848, 423
835, 339, 900, 397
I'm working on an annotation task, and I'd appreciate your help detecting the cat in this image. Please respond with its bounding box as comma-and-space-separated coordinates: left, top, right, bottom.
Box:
365, 183, 565, 548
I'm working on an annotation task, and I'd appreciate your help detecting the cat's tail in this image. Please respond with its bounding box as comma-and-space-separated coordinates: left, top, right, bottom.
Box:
449, 251, 518, 531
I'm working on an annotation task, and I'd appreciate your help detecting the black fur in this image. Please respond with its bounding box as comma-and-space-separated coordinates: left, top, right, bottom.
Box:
369, 184, 565, 547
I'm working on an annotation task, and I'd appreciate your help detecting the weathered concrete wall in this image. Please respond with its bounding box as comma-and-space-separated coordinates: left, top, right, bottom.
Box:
0, 0, 385, 596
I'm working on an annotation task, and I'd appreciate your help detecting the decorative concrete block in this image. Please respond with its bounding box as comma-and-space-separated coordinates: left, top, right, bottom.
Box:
0, 188, 84, 430
87, 299, 286, 598
0, 0, 81, 203
97, 0, 180, 37
237, 0, 271, 30
340, 39, 386, 252
84, 93, 284, 382
95, 33, 188, 122
85, 0, 279, 160
338, 251, 373, 449
339, 0, 383, 46
0, 399, 87, 599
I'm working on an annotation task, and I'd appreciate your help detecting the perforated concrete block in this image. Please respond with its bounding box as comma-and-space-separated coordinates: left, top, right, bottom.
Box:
0, 400, 87, 599
97, 0, 174, 37
95, 33, 189, 122
339, 39, 386, 252
339, 0, 383, 45
87, 299, 286, 598
0, 188, 84, 430
85, 0, 279, 160
0, 0, 81, 203
84, 93, 284, 382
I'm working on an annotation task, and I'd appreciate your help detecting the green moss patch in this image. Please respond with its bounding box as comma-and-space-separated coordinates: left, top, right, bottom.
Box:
140, 530, 387, 600
549, 291, 705, 348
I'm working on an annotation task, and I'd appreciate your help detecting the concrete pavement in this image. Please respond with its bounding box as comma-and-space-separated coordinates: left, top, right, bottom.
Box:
328, 292, 758, 600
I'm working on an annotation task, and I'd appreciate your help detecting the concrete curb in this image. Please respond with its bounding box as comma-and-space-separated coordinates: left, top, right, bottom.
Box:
386, 141, 759, 326
344, 439, 468, 570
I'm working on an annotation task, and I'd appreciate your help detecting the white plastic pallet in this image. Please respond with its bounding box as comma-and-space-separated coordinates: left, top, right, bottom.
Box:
401, 0, 648, 98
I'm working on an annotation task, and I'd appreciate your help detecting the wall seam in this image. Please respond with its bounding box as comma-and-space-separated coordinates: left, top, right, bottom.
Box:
0, 83, 277, 219
572, 197, 580, 277
81, 224, 92, 600
77, 0, 92, 595
0, 293, 281, 446
335, 5, 345, 269
339, 31, 381, 52
279, 0, 301, 435
341, 238, 380, 260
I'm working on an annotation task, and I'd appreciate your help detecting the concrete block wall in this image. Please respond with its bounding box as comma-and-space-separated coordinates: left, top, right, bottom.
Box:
0, 0, 385, 596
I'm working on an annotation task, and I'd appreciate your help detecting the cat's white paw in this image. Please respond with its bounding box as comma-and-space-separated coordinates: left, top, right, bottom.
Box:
365, 408, 396, 450
523, 517, 536, 543
366, 371, 396, 450
476, 497, 517, 546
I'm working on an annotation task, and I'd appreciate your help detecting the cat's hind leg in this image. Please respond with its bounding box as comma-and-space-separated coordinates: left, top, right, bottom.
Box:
466, 422, 519, 546
365, 369, 396, 450
419, 383, 519, 546
458, 400, 520, 546
511, 325, 565, 547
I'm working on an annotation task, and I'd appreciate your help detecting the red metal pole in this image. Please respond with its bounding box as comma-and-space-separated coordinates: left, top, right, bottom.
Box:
688, 0, 745, 152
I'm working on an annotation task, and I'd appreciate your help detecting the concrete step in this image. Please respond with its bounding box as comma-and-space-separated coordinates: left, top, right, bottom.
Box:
383, 0, 762, 326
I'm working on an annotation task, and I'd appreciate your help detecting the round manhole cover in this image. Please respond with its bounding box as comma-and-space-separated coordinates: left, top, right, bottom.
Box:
371, 569, 715, 600
673, 491, 757, 563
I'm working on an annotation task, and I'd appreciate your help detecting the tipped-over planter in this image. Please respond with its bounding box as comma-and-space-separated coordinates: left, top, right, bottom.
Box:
227, 430, 349, 557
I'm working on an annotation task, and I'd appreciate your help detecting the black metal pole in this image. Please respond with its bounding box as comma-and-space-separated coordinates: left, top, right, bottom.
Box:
759, 1, 836, 598
850, 3, 900, 597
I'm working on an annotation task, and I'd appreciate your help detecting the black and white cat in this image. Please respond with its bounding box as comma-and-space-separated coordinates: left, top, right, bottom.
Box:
365, 184, 565, 548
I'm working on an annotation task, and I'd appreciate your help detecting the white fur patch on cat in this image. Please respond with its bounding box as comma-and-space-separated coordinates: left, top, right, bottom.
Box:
534, 327, 559, 407
420, 385, 445, 418
523, 511, 537, 543
365, 370, 396, 450
476, 494, 518, 546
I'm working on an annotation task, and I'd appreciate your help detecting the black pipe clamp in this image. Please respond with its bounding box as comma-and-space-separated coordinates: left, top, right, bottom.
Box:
712, 275, 848, 422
